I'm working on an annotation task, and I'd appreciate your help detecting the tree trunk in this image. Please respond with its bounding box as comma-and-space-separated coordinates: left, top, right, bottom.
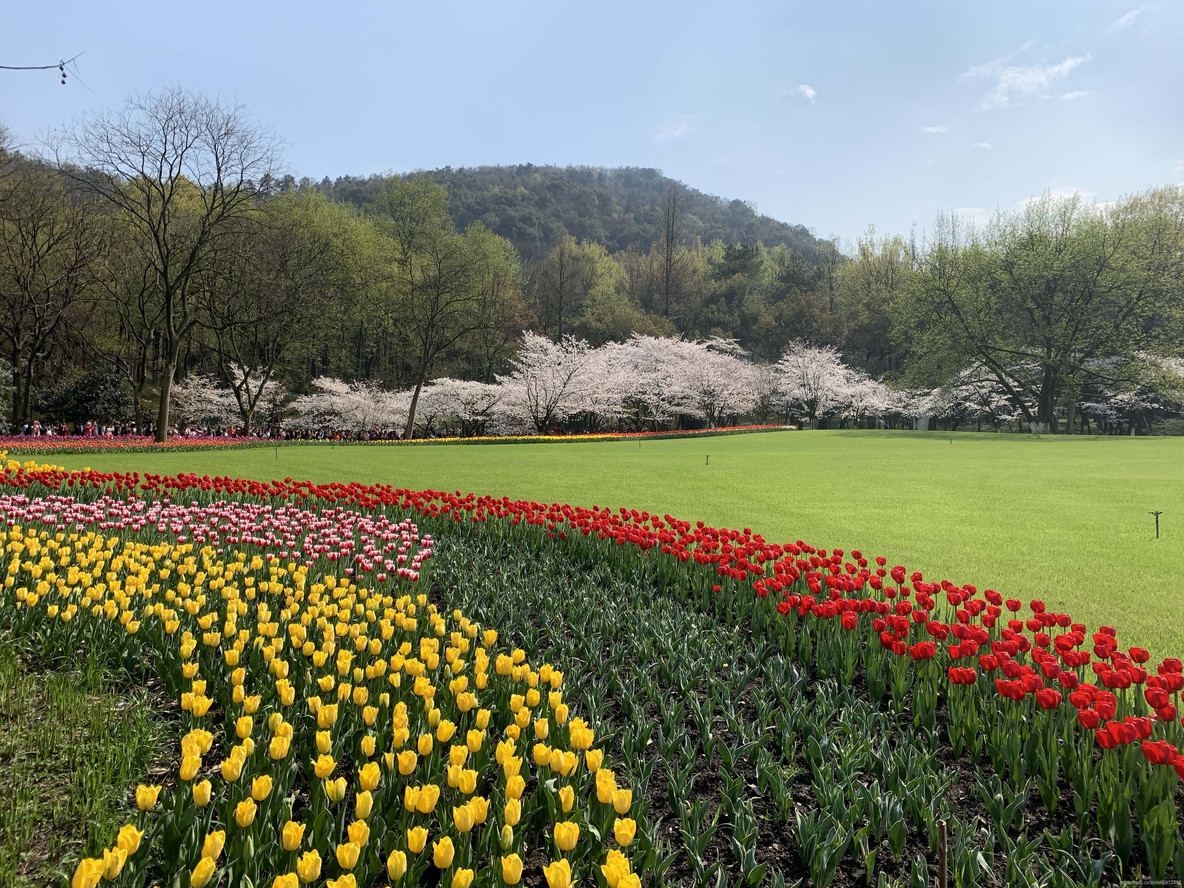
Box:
156, 359, 177, 442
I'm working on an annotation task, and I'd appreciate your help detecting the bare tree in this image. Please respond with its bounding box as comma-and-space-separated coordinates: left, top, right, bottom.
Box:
657, 182, 685, 318
53, 88, 279, 440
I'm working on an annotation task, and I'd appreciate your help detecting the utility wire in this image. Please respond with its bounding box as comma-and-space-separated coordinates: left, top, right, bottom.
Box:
0, 53, 84, 84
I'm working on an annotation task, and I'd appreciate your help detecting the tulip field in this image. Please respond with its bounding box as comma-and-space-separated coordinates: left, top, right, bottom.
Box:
0, 437, 1182, 887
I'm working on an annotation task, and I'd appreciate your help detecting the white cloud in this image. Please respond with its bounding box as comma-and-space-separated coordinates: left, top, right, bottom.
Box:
652, 115, 698, 142
962, 50, 1092, 110
921, 125, 947, 134
972, 142, 994, 150
1060, 90, 1089, 101
796, 84, 817, 102
1109, 6, 1149, 32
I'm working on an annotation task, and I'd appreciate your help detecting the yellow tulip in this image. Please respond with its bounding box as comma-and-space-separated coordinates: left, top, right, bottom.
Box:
325, 776, 347, 803
417, 733, 433, 755
296, 850, 322, 883
116, 823, 144, 855
451, 869, 474, 888
595, 768, 617, 804
272, 874, 300, 888
269, 734, 291, 760
315, 730, 332, 754
201, 830, 226, 861
282, 821, 305, 852
233, 798, 256, 828
559, 785, 575, 813
313, 753, 336, 778
220, 755, 244, 782
347, 819, 370, 846
359, 734, 376, 757
506, 774, 525, 800
386, 848, 408, 881
501, 853, 523, 885
612, 787, 633, 814
585, 749, 604, 772
601, 850, 631, 888
458, 768, 478, 794
453, 803, 475, 833
192, 779, 212, 807
70, 857, 103, 888
135, 784, 161, 811
617, 874, 642, 888
190, 857, 217, 888
252, 774, 274, 801
179, 754, 201, 781
327, 875, 357, 888
614, 817, 637, 846
407, 826, 428, 854
355, 790, 373, 820
534, 718, 549, 740
432, 836, 455, 869
101, 846, 127, 880
416, 783, 440, 814
335, 841, 361, 870
554, 820, 580, 852
236, 715, 253, 738
358, 761, 381, 791
543, 859, 572, 888
469, 795, 489, 824
436, 719, 457, 742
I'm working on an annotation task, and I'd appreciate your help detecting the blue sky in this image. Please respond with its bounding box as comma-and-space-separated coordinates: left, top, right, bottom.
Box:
3, 0, 1180, 248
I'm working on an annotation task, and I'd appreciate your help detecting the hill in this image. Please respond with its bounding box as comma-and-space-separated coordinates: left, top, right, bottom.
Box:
307, 164, 828, 257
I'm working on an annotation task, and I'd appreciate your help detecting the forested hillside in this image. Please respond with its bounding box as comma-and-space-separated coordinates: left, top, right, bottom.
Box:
304, 165, 827, 257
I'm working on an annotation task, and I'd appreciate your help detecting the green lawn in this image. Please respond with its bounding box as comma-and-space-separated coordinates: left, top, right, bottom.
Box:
42, 430, 1184, 659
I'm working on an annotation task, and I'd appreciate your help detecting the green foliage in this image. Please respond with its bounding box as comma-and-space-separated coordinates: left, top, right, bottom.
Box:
37, 369, 134, 426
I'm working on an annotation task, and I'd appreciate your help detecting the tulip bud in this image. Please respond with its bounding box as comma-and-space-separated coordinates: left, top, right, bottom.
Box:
559, 785, 574, 813
451, 869, 474, 888
499, 824, 514, 851
612, 788, 632, 815
252, 775, 273, 801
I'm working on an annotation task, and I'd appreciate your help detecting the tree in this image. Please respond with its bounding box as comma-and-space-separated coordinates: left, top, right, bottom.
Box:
529, 234, 611, 341
0, 160, 106, 424
55, 88, 279, 441
496, 333, 594, 433
370, 177, 509, 439
656, 182, 687, 319
201, 191, 351, 433
904, 189, 1184, 433
774, 341, 851, 427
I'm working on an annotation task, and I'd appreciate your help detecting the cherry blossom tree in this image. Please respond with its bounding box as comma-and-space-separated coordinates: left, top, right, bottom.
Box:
773, 342, 852, 427
288, 377, 407, 434
496, 333, 595, 433
170, 374, 238, 429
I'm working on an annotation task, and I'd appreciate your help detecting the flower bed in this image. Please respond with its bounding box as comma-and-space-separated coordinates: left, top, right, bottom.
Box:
2, 454, 1182, 884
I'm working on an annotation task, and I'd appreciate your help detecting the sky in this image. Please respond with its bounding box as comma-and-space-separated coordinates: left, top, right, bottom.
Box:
2, 0, 1181, 248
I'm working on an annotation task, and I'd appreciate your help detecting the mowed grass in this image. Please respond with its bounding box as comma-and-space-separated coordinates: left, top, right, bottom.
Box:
43, 430, 1184, 659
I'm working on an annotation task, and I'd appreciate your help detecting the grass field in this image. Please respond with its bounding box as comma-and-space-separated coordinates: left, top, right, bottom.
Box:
42, 429, 1184, 659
